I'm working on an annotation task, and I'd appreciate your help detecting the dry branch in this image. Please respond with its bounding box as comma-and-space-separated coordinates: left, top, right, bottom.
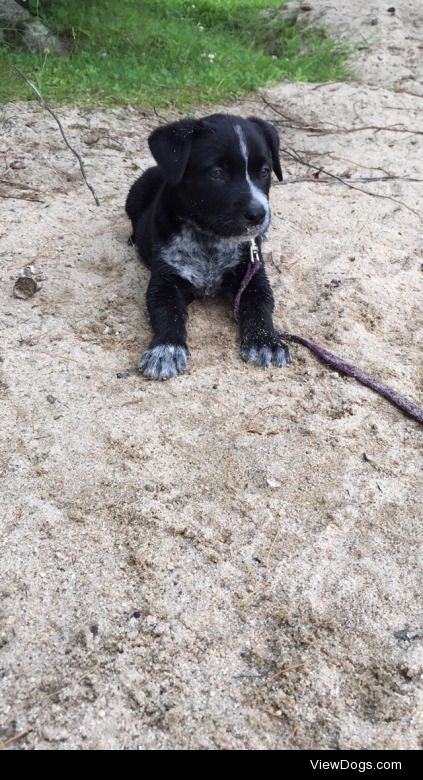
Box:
13, 65, 100, 207
261, 95, 423, 137
277, 174, 422, 186
0, 192, 44, 202
0, 728, 32, 750
280, 147, 422, 218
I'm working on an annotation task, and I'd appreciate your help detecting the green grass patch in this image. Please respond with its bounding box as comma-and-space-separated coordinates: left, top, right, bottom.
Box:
0, 0, 348, 108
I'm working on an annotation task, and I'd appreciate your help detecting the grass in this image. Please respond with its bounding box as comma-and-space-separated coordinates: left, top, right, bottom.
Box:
0, 0, 348, 109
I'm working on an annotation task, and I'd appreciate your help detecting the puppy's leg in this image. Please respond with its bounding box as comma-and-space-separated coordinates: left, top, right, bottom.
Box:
235, 265, 291, 368
139, 276, 192, 380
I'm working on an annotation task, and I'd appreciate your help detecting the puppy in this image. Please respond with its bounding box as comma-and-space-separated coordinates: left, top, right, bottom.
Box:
125, 113, 291, 380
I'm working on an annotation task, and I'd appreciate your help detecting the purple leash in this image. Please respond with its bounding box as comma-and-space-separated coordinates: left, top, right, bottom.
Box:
234, 246, 423, 425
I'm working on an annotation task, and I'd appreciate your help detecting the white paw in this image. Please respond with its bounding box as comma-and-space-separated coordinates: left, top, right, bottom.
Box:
241, 343, 291, 368
139, 344, 188, 380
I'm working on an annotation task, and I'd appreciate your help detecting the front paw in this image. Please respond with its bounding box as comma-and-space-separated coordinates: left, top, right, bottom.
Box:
139, 344, 188, 380
241, 334, 291, 368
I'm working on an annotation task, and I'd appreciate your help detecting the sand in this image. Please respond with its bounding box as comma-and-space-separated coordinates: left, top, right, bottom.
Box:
0, 0, 422, 750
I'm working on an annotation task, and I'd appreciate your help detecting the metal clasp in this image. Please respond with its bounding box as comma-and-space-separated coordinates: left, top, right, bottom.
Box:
249, 239, 260, 264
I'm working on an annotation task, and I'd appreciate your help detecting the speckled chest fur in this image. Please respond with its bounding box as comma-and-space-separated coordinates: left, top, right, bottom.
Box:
161, 224, 242, 296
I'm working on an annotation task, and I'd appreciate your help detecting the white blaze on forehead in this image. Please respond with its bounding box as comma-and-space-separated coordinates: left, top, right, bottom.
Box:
234, 124, 270, 222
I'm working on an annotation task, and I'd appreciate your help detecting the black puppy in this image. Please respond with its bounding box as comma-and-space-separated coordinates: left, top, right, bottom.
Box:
125, 113, 291, 380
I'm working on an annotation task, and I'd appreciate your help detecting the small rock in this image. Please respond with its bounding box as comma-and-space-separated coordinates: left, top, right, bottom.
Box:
0, 0, 29, 26
82, 130, 100, 146
23, 18, 67, 55
10, 160, 26, 170
116, 369, 134, 379
394, 626, 423, 642
266, 478, 281, 489
13, 276, 39, 299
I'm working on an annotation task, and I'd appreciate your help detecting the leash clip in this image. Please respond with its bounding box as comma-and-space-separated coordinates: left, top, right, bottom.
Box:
249, 239, 260, 265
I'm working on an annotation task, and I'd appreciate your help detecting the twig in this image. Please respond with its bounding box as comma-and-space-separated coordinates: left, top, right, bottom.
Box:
277, 175, 422, 186
315, 123, 422, 138
12, 65, 100, 207
0, 179, 41, 191
392, 88, 423, 99
266, 521, 283, 566
280, 147, 422, 218
382, 105, 423, 113
262, 663, 306, 686
261, 95, 423, 137
322, 153, 392, 176
160, 428, 205, 467
153, 106, 167, 121
260, 95, 325, 132
0, 192, 44, 203
310, 81, 341, 91
0, 728, 32, 750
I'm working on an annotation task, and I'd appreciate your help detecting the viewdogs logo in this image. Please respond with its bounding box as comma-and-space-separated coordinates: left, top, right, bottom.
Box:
310, 760, 400, 772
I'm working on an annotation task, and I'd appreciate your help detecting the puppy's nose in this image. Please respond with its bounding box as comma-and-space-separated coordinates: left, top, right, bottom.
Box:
243, 203, 266, 225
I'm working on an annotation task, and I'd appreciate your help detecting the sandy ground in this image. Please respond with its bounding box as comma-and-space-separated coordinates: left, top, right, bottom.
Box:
0, 0, 422, 751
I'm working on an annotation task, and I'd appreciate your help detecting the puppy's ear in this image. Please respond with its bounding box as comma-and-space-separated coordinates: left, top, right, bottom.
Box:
148, 119, 201, 185
248, 117, 283, 181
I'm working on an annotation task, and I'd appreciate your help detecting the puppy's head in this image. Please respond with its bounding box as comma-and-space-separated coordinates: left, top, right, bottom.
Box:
148, 113, 282, 240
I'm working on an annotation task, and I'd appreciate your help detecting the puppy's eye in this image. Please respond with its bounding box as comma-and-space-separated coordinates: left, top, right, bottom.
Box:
260, 165, 271, 178
209, 166, 225, 181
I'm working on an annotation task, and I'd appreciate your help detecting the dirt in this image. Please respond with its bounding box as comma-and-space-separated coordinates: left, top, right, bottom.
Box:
0, 0, 422, 751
